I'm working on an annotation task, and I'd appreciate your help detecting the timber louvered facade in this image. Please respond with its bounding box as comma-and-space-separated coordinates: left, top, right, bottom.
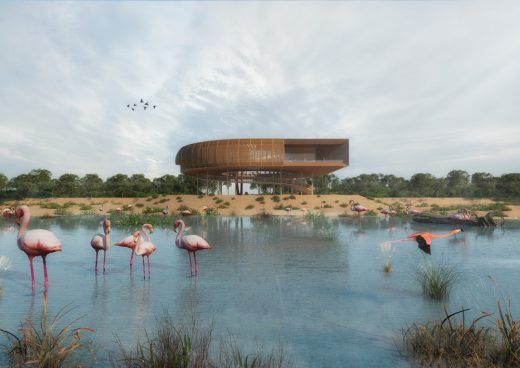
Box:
175, 139, 348, 193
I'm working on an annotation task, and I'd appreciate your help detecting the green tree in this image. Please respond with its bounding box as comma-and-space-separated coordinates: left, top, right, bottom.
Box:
28, 169, 54, 197
129, 174, 153, 196
409, 173, 438, 197
496, 173, 520, 198
0, 173, 8, 200
105, 174, 130, 197
81, 174, 104, 198
55, 174, 81, 197
8, 174, 37, 199
153, 175, 181, 195
446, 170, 471, 197
471, 172, 496, 198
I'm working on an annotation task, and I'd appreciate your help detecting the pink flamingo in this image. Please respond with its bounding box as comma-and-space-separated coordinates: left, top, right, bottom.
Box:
162, 206, 169, 216
15, 205, 62, 290
449, 208, 472, 221
173, 219, 211, 275
132, 228, 157, 278
348, 200, 367, 217
2, 207, 15, 219
380, 206, 397, 216
405, 205, 421, 216
90, 218, 111, 273
115, 223, 153, 269
407, 229, 463, 255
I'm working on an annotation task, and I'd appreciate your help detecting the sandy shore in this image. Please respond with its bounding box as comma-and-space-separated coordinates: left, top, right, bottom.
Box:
2, 195, 519, 219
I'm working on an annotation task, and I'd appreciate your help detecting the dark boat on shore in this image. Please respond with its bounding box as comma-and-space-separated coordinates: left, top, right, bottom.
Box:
412, 211, 504, 227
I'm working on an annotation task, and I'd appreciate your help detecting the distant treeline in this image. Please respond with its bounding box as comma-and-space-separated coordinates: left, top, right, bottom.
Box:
0, 169, 519, 200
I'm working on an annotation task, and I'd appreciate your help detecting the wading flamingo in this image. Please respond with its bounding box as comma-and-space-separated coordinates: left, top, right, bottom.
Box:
90, 218, 111, 273
450, 208, 472, 221
132, 228, 157, 278
174, 219, 211, 275
407, 229, 463, 255
380, 206, 397, 216
162, 206, 169, 216
15, 205, 62, 290
348, 200, 367, 217
2, 207, 15, 219
405, 205, 421, 216
115, 223, 154, 269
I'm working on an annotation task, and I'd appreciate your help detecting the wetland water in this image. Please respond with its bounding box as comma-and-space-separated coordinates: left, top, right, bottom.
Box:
1, 216, 520, 367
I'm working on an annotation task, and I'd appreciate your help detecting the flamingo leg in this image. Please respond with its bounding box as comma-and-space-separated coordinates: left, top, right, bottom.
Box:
28, 256, 35, 290
147, 256, 151, 275
42, 255, 49, 289
188, 251, 193, 275
142, 256, 146, 279
130, 248, 135, 269
103, 250, 107, 274
194, 252, 198, 274
94, 250, 99, 273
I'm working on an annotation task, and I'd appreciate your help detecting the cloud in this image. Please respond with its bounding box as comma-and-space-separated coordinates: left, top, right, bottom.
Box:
1, 2, 519, 180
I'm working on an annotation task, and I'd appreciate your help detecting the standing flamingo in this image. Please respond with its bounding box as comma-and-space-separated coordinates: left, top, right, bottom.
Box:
405, 205, 421, 216
173, 219, 211, 275
15, 205, 62, 290
380, 206, 397, 216
407, 229, 463, 255
162, 206, 169, 216
132, 227, 157, 278
348, 200, 367, 217
115, 224, 153, 269
90, 218, 111, 273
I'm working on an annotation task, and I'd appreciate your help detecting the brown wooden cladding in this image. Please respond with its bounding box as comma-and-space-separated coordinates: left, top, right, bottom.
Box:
175, 138, 348, 179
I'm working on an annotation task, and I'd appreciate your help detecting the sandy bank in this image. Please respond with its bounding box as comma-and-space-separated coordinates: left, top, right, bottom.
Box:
2, 195, 519, 219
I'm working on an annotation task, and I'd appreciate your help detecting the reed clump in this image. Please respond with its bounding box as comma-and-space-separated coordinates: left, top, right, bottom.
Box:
111, 313, 292, 368
401, 302, 520, 367
0, 306, 94, 368
416, 263, 459, 300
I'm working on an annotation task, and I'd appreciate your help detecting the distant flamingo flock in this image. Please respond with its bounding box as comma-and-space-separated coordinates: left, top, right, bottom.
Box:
12, 205, 211, 290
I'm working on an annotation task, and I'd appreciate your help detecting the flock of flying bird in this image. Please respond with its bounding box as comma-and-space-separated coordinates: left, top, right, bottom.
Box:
13, 205, 210, 290
127, 98, 157, 111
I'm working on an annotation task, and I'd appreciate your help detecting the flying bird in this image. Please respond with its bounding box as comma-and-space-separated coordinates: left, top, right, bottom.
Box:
144, 102, 149, 106
140, 98, 143, 103
15, 205, 62, 290
174, 219, 211, 275
407, 229, 463, 255
153, 105, 156, 109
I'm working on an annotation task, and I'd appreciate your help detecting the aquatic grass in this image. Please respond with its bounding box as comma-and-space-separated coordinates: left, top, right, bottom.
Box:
54, 208, 71, 216
0, 306, 94, 368
142, 207, 163, 214
416, 262, 459, 300
110, 213, 174, 229
204, 207, 219, 216
111, 313, 213, 368
39, 202, 61, 209
111, 313, 292, 368
401, 307, 496, 367
401, 299, 520, 367
79, 204, 92, 211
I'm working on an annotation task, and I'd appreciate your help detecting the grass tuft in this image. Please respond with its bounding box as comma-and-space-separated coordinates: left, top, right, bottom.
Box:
416, 263, 459, 300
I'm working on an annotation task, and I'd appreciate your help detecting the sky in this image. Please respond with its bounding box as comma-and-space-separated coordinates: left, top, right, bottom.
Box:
1, 1, 519, 181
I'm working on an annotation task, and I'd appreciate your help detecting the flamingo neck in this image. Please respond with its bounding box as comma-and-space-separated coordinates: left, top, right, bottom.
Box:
175, 222, 185, 243
141, 225, 151, 242
17, 207, 30, 240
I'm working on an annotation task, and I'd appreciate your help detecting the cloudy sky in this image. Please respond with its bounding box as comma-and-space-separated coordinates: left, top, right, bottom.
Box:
1, 1, 519, 180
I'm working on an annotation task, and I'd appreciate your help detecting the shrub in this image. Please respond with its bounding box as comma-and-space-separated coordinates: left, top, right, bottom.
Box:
205, 207, 219, 216
177, 205, 190, 212
301, 201, 307, 205
215, 199, 224, 204
245, 205, 255, 210
54, 208, 71, 216
197, 195, 204, 199
143, 207, 163, 214
40, 202, 61, 209
255, 196, 265, 202
135, 203, 144, 208
79, 204, 92, 211
340, 203, 348, 208
289, 195, 296, 200
271, 196, 280, 203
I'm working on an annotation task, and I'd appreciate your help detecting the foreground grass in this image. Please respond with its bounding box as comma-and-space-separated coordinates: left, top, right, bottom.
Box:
0, 306, 94, 368
401, 301, 520, 367
111, 313, 292, 368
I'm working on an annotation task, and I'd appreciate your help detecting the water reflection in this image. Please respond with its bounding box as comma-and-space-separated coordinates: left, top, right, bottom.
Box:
1, 216, 520, 367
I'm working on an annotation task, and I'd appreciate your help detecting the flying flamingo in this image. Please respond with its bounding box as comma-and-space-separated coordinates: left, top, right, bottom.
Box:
90, 218, 111, 273
132, 228, 157, 278
348, 200, 367, 217
15, 205, 62, 290
115, 223, 154, 269
380, 228, 463, 256
173, 219, 211, 275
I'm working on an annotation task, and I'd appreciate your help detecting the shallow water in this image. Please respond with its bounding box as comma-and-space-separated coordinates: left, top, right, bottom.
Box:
1, 216, 520, 367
